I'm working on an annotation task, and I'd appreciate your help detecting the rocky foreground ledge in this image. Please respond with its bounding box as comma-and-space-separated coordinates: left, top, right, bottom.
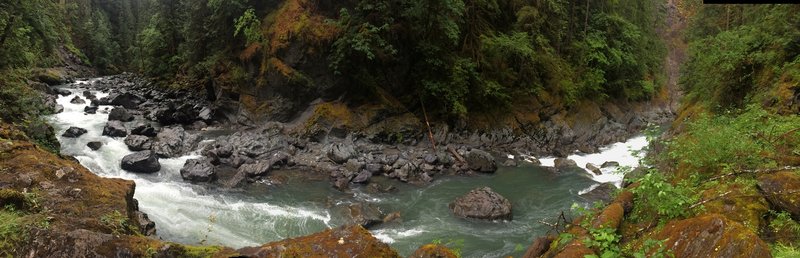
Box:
1, 123, 466, 257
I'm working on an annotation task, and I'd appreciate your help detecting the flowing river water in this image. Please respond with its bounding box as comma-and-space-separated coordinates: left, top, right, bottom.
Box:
47, 81, 648, 257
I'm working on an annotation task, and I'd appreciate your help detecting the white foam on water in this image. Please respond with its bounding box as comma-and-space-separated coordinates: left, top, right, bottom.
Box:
372, 228, 427, 244
539, 135, 648, 188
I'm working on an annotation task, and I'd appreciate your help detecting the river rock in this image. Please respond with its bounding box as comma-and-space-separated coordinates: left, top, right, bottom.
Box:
62, 127, 87, 138
53, 104, 64, 113
466, 149, 497, 173
579, 183, 616, 204
601, 161, 620, 168
54, 88, 71, 96
758, 171, 800, 221
327, 142, 357, 164
86, 141, 102, 150
69, 96, 85, 104
449, 187, 512, 220
553, 158, 579, 172
124, 135, 152, 151
351, 170, 372, 184
345, 203, 384, 229
133, 211, 156, 236
180, 158, 217, 183
651, 214, 771, 258
120, 150, 160, 173
131, 123, 157, 137
236, 151, 290, 178
84, 106, 98, 114
586, 163, 602, 175
152, 126, 196, 158
102, 121, 127, 137
82, 90, 96, 100
410, 244, 459, 258
236, 225, 399, 257
108, 107, 134, 122
154, 103, 197, 125
108, 92, 144, 109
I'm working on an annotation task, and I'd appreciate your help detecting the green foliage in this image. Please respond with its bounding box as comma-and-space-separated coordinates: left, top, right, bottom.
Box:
629, 171, 699, 224
0, 0, 64, 69
773, 244, 800, 258
234, 8, 262, 46
583, 226, 621, 258
631, 239, 673, 258
0, 208, 24, 257
100, 210, 129, 235
769, 210, 800, 234
667, 105, 800, 176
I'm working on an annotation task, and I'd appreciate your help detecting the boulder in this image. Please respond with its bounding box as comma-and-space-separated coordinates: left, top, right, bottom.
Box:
586, 163, 602, 175
62, 127, 87, 138
152, 127, 194, 158
53, 104, 64, 114
652, 214, 771, 258
466, 149, 497, 173
102, 121, 127, 137
154, 103, 197, 125
345, 203, 384, 229
69, 96, 85, 104
409, 244, 459, 258
180, 158, 217, 183
327, 142, 357, 164
601, 161, 620, 168
131, 123, 157, 137
522, 236, 554, 258
449, 187, 512, 220
553, 158, 579, 172
124, 135, 152, 151
86, 141, 102, 151
120, 150, 160, 173
236, 152, 290, 178
236, 225, 400, 257
757, 171, 800, 221
53, 88, 72, 96
84, 106, 98, 114
108, 107, 134, 122
351, 170, 372, 184
108, 92, 144, 109
579, 183, 617, 204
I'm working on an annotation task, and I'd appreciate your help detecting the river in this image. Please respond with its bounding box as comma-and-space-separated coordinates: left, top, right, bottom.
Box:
47, 80, 648, 257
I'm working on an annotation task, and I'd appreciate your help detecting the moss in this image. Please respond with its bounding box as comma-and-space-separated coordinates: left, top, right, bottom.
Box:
179, 245, 224, 258
409, 244, 459, 258
0, 209, 25, 256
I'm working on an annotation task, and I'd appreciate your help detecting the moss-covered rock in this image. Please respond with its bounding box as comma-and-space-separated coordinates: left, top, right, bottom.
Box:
758, 171, 800, 221
237, 225, 400, 258
650, 214, 771, 258
409, 244, 459, 258
700, 182, 769, 232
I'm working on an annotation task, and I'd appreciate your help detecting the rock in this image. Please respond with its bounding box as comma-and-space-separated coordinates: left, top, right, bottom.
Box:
70, 96, 85, 104
351, 170, 372, 184
82, 90, 96, 100
345, 203, 384, 229
652, 214, 771, 258
366, 183, 397, 194
236, 225, 400, 257
152, 127, 195, 158
466, 149, 497, 173
553, 158, 579, 172
579, 183, 616, 204
591, 202, 624, 229
86, 141, 102, 150
586, 163, 602, 175
62, 127, 87, 138
54, 88, 72, 96
383, 212, 401, 223
327, 143, 357, 164
120, 150, 160, 173
601, 161, 620, 168
154, 103, 197, 125
131, 123, 157, 137
236, 152, 290, 178
522, 236, 554, 258
344, 159, 365, 173
623, 166, 649, 187
102, 121, 127, 137
449, 187, 512, 220
409, 244, 459, 258
133, 211, 156, 236
108, 107, 134, 122
84, 106, 98, 114
108, 92, 144, 109
180, 158, 217, 183
53, 104, 64, 113
757, 171, 800, 221
124, 135, 152, 151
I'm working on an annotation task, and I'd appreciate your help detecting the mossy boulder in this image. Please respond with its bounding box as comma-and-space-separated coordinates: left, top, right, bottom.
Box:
409, 244, 459, 258
757, 171, 800, 221
236, 225, 400, 257
650, 214, 770, 258
700, 183, 769, 232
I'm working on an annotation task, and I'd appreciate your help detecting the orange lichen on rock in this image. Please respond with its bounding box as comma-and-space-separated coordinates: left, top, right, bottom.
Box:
265, 0, 339, 55
650, 214, 771, 258
409, 244, 459, 258
237, 225, 400, 258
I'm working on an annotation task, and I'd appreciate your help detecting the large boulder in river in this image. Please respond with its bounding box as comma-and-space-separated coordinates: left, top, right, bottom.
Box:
579, 183, 616, 204
62, 127, 87, 138
102, 121, 127, 137
124, 135, 152, 151
236, 225, 400, 257
84, 106, 98, 114
466, 149, 497, 173
758, 171, 800, 221
553, 158, 579, 172
108, 107, 134, 122
69, 96, 85, 104
327, 142, 357, 164
120, 150, 160, 173
154, 103, 198, 125
180, 158, 217, 183
131, 123, 157, 137
108, 92, 144, 109
651, 214, 771, 258
152, 126, 197, 158
343, 203, 384, 229
449, 187, 512, 220
87, 141, 102, 150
